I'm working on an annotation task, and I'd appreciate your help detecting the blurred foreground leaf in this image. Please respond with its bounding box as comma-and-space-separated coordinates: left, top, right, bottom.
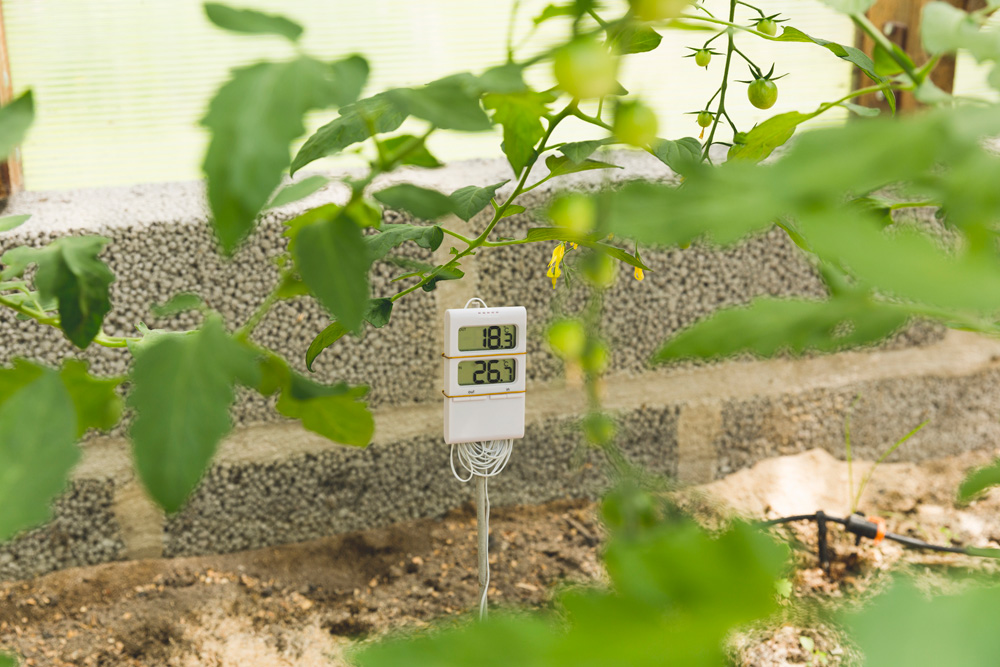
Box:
0, 369, 77, 541
356, 496, 787, 667
844, 579, 1000, 666
203, 55, 368, 251
128, 317, 259, 513
655, 296, 908, 362
204, 3, 303, 42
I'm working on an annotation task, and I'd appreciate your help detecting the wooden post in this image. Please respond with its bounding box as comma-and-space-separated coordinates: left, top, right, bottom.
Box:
0, 1, 22, 204
853, 0, 985, 114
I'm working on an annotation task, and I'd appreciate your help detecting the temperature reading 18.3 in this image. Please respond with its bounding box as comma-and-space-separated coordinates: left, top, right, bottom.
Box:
457, 324, 517, 351
457, 358, 517, 385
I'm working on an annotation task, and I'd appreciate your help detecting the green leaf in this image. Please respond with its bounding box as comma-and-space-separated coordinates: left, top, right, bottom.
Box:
59, 360, 124, 438
847, 196, 894, 227
305, 322, 347, 372
422, 265, 464, 291
1, 236, 115, 349
649, 137, 702, 176
653, 296, 908, 362
501, 204, 526, 219
483, 91, 551, 173
0, 652, 15, 667
449, 180, 509, 221
921, 2, 999, 61
560, 138, 614, 164
276, 383, 373, 447
267, 175, 329, 209
255, 352, 373, 445
203, 3, 303, 42
0, 359, 121, 438
306, 296, 393, 375
958, 458, 1000, 502
533, 3, 576, 25
150, 292, 204, 318
799, 209, 1000, 314
816, 0, 875, 14
608, 24, 662, 55
601, 177, 785, 248
727, 112, 814, 163
282, 202, 340, 253
0, 90, 34, 160
294, 209, 371, 332
37, 237, 115, 349
365, 222, 445, 262
843, 579, 1000, 666
840, 101, 880, 117
128, 317, 259, 513
544, 155, 621, 179
203, 55, 368, 252
291, 92, 406, 175
373, 184, 455, 220
387, 79, 492, 132
777, 27, 882, 81
477, 63, 529, 94
0, 369, 78, 541
381, 134, 443, 168
0, 214, 30, 233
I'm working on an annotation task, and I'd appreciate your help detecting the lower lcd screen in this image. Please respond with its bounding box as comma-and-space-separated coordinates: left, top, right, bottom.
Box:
457, 358, 517, 386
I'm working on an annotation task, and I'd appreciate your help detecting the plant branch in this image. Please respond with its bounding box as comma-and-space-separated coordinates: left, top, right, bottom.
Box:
850, 12, 921, 84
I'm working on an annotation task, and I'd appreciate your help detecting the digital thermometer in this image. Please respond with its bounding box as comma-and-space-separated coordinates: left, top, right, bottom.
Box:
443, 305, 526, 444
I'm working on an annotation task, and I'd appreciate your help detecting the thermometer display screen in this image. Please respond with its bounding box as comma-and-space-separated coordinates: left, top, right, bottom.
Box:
458, 324, 517, 351
457, 358, 517, 385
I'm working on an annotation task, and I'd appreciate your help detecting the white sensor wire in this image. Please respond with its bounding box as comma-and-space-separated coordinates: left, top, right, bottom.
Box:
448, 297, 515, 620
450, 439, 513, 619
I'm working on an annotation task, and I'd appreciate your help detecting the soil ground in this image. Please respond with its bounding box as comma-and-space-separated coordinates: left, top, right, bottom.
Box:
3, 448, 1000, 666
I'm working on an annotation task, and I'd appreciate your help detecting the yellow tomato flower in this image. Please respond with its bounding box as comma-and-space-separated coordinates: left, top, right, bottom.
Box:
634, 266, 644, 281
547, 243, 566, 288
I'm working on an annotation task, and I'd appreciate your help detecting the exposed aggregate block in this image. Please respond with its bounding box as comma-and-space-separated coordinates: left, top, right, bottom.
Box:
0, 480, 124, 581
714, 368, 1000, 479
163, 405, 679, 557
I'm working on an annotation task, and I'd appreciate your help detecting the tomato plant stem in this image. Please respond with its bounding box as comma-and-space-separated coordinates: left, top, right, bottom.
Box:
702, 0, 738, 160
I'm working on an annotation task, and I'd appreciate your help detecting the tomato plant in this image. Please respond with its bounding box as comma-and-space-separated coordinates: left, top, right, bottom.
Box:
1, 0, 1000, 663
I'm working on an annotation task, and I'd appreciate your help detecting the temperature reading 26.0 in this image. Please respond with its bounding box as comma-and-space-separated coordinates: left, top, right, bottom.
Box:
457, 324, 517, 351
457, 358, 516, 385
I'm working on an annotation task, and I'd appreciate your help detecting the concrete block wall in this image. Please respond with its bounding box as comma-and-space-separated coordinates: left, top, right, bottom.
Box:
1, 151, 998, 581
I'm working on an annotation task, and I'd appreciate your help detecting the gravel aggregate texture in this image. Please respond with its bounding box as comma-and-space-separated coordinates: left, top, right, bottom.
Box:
0, 480, 124, 581
162, 405, 679, 558
714, 368, 1000, 478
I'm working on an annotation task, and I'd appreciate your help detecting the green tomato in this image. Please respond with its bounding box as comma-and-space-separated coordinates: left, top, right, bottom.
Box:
630, 0, 694, 21
553, 39, 618, 99
583, 412, 617, 446
696, 111, 713, 128
582, 340, 609, 375
547, 319, 587, 360
747, 77, 778, 109
582, 252, 617, 288
613, 101, 659, 148
549, 194, 595, 234
694, 49, 712, 68
756, 18, 778, 36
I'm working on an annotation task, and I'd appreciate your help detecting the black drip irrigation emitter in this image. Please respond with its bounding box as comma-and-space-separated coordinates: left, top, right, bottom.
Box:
762, 511, 998, 572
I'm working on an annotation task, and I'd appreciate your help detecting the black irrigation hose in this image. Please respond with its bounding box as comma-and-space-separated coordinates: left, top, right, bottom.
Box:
760, 510, 995, 569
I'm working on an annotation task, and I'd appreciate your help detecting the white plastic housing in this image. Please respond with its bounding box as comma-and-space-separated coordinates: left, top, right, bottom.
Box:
443, 306, 526, 444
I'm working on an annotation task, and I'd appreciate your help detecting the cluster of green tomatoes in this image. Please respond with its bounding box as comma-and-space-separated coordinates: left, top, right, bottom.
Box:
549, 2, 783, 152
